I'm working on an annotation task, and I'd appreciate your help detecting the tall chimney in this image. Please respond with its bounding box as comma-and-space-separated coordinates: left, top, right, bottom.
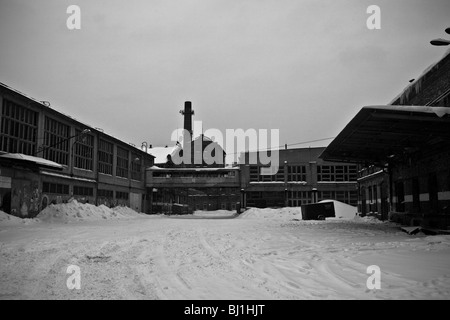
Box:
181, 101, 194, 137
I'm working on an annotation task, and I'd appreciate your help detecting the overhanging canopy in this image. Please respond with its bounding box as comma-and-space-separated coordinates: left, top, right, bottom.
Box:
0, 152, 63, 170
320, 105, 450, 164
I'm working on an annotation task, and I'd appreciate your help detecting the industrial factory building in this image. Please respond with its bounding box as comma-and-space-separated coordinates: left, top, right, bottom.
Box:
144, 101, 240, 214
1, 83, 367, 219
239, 147, 359, 208
321, 49, 450, 230
0, 82, 155, 217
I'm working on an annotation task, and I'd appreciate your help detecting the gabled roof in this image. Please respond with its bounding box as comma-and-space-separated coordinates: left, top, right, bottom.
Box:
191, 134, 226, 155
147, 145, 182, 164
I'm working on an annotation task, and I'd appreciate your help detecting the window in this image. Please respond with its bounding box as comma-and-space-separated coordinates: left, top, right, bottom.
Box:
73, 186, 93, 196
249, 165, 285, 182
274, 166, 284, 182
116, 147, 129, 178
131, 153, 141, 181
288, 165, 306, 182
73, 129, 94, 170
289, 191, 311, 206
98, 139, 114, 175
317, 165, 357, 182
0, 99, 38, 155
42, 117, 70, 165
250, 166, 259, 182
98, 189, 113, 198
43, 182, 69, 195
116, 191, 129, 200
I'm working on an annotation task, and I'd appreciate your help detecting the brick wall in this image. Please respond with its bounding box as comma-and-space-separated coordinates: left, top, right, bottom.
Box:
392, 54, 450, 106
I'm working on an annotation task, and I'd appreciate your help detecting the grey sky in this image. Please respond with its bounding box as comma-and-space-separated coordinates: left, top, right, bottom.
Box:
1, 0, 449, 157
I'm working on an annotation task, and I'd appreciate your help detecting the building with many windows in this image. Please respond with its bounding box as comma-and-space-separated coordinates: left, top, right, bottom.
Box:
239, 147, 359, 208
321, 48, 450, 230
145, 101, 240, 214
0, 82, 155, 217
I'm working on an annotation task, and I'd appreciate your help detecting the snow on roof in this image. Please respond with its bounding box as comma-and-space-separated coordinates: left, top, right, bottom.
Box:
193, 134, 213, 142
147, 145, 182, 164
389, 47, 450, 105
40, 170, 97, 183
363, 105, 450, 118
0, 153, 63, 169
149, 165, 164, 170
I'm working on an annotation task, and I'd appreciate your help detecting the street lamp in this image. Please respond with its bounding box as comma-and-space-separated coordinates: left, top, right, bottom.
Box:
35, 128, 91, 158
430, 28, 450, 46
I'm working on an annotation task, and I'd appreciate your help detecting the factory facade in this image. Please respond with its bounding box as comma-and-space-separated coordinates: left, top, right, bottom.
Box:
239, 147, 359, 208
1, 84, 361, 218
144, 102, 241, 214
321, 50, 450, 230
0, 82, 155, 217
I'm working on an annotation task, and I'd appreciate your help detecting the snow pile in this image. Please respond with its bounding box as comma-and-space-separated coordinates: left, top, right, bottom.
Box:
319, 200, 358, 219
1, 210, 26, 226
0, 210, 39, 226
239, 207, 302, 220
193, 210, 236, 218
354, 215, 387, 224
36, 200, 144, 223
239, 201, 357, 221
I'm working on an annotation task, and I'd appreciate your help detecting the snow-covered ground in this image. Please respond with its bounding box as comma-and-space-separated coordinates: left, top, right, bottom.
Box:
1, 201, 450, 300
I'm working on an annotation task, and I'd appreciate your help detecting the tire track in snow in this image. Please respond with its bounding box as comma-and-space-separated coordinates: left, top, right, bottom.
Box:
150, 229, 197, 299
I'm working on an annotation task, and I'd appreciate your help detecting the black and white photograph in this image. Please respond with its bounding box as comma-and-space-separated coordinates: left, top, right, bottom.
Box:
0, 0, 449, 305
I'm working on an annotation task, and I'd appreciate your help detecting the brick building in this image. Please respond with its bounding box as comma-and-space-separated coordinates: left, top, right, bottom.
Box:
0, 82, 155, 217
321, 49, 450, 230
239, 147, 359, 208
145, 101, 240, 214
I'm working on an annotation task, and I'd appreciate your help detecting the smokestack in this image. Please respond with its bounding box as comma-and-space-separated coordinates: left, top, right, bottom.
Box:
180, 101, 194, 137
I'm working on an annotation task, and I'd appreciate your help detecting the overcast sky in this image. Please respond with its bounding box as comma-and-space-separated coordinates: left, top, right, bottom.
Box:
1, 0, 449, 160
